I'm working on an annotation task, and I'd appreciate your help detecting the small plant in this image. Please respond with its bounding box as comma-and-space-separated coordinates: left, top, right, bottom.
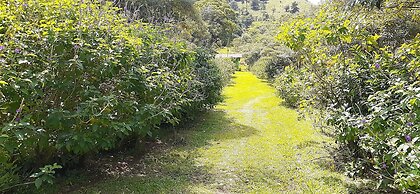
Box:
30, 164, 62, 189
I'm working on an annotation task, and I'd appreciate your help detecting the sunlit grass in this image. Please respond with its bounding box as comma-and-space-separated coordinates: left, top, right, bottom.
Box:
217, 47, 230, 54
202, 72, 348, 193
76, 72, 351, 193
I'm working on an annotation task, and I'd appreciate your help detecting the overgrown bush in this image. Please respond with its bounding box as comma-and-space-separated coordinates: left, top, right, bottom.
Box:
251, 53, 294, 80
233, 20, 295, 80
328, 37, 420, 191
274, 66, 308, 108
0, 0, 224, 191
275, 2, 419, 192
184, 48, 225, 113
213, 58, 239, 85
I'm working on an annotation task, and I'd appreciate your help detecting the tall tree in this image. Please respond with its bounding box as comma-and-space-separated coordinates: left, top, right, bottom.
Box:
284, 1, 300, 13
348, 0, 420, 9
114, 0, 199, 22
251, 0, 261, 10
195, 0, 242, 47
113, 0, 211, 46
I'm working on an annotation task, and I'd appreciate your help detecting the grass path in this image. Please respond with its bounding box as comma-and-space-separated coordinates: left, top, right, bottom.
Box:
78, 72, 351, 193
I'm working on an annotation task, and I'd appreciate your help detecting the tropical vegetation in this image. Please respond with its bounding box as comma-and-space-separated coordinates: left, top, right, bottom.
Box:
0, 0, 419, 193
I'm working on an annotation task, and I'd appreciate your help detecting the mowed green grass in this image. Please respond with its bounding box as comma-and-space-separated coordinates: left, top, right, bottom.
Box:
75, 72, 351, 193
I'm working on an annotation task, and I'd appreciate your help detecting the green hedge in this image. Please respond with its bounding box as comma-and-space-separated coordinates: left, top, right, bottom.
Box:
0, 0, 224, 191
276, 3, 420, 192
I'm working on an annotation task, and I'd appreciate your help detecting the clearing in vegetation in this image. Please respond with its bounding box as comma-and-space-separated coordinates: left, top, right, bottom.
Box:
76, 72, 357, 193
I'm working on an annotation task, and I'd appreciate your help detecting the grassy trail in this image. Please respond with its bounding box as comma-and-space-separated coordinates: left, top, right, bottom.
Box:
79, 72, 350, 193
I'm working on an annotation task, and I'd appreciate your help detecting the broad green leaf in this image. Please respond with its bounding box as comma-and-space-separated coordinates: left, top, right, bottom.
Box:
34, 178, 42, 189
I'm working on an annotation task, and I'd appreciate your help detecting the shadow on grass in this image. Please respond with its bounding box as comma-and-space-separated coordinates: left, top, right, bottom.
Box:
260, 79, 272, 85
225, 74, 238, 87
317, 174, 397, 194
312, 147, 401, 194
174, 110, 258, 147
226, 82, 236, 87
60, 110, 258, 194
295, 140, 320, 149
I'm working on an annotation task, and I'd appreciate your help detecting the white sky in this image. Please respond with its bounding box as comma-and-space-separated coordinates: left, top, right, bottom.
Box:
308, 0, 322, 5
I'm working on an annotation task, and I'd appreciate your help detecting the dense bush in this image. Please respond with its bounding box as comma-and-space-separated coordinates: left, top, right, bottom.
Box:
275, 2, 419, 192
274, 66, 308, 108
251, 53, 294, 80
184, 48, 225, 112
0, 0, 224, 191
114, 0, 211, 47
329, 37, 420, 191
213, 58, 239, 85
231, 21, 296, 80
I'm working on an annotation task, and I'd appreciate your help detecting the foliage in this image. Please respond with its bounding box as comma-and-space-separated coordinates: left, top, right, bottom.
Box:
232, 0, 314, 22
251, 54, 294, 80
183, 48, 225, 113
348, 0, 420, 9
195, 0, 242, 47
213, 58, 240, 85
114, 0, 199, 22
329, 37, 420, 191
275, 1, 420, 192
251, 0, 263, 10
231, 21, 295, 80
114, 0, 211, 46
30, 163, 62, 189
230, 1, 240, 11
238, 12, 255, 29
0, 152, 18, 192
284, 1, 300, 14
0, 0, 225, 191
274, 66, 308, 108
78, 71, 350, 193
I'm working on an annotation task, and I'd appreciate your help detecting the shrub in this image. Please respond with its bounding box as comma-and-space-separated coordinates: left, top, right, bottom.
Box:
213, 58, 239, 85
0, 0, 224, 191
0, 145, 18, 192
274, 66, 308, 108
183, 48, 224, 113
251, 54, 294, 80
327, 36, 420, 191
275, 2, 420, 192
